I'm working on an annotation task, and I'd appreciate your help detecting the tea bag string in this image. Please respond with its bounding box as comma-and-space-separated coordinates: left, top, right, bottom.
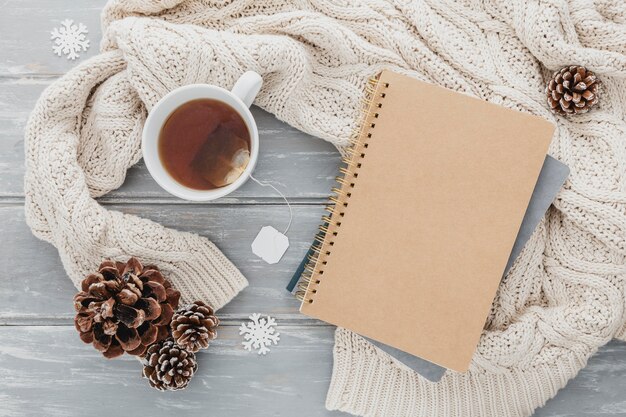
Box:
249, 174, 293, 235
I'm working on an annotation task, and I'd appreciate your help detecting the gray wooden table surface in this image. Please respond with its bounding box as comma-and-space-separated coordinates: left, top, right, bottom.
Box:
1, 2, 624, 416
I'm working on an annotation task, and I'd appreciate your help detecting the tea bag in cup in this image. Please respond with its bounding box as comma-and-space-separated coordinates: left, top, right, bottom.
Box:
192, 124, 251, 188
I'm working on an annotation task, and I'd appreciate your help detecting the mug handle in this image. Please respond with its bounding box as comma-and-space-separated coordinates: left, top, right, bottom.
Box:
231, 71, 263, 108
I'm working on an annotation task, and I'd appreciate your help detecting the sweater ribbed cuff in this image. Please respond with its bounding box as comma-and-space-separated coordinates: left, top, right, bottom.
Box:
178, 235, 248, 310
326, 328, 587, 417
103, 211, 248, 311
326, 328, 425, 417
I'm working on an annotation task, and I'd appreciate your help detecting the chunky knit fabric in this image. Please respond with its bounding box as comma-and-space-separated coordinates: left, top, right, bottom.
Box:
25, 0, 626, 416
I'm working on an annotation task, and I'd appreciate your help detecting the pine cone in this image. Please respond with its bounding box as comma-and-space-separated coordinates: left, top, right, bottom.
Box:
171, 301, 219, 352
142, 338, 197, 391
547, 65, 599, 115
73, 258, 181, 358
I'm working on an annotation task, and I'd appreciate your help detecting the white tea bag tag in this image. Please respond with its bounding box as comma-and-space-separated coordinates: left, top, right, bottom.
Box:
252, 226, 290, 264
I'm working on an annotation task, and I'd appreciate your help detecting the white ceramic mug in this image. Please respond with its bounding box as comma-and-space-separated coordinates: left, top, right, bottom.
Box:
142, 71, 263, 201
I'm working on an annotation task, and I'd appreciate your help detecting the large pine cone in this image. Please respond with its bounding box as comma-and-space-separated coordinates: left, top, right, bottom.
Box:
547, 65, 599, 115
73, 258, 181, 358
142, 338, 197, 391
171, 301, 219, 352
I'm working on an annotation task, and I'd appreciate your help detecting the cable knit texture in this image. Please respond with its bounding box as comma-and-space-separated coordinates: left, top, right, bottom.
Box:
25, 0, 626, 416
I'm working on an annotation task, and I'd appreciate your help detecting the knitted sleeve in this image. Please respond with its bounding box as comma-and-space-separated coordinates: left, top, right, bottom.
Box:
24, 50, 247, 309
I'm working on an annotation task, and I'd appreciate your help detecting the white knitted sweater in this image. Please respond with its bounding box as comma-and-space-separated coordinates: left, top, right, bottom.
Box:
25, 1, 626, 416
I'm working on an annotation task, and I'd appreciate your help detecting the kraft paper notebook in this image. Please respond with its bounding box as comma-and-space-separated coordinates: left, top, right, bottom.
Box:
298, 70, 554, 372
289, 155, 569, 381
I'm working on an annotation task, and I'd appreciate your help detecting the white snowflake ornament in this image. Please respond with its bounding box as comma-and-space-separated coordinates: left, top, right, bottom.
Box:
51, 19, 90, 60
239, 313, 280, 355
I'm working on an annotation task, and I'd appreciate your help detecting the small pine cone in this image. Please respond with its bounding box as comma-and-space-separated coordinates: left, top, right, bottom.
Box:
142, 338, 197, 391
547, 65, 599, 115
171, 301, 219, 353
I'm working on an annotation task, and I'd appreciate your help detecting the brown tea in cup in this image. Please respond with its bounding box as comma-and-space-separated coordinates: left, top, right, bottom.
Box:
158, 99, 251, 190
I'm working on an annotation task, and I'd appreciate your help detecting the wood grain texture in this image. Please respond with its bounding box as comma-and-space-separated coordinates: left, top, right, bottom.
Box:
0, 325, 341, 417
0, 204, 324, 323
0, 0, 103, 76
0, 0, 624, 416
0, 79, 340, 200
0, 326, 624, 417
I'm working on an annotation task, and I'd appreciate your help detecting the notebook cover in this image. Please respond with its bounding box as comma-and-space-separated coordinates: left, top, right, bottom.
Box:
300, 70, 554, 372
288, 156, 568, 294
367, 155, 569, 380
292, 156, 568, 380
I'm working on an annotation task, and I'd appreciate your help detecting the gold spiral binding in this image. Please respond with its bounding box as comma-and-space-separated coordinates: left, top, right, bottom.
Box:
309, 245, 321, 255
339, 167, 357, 177
296, 73, 389, 304
328, 195, 348, 206
335, 176, 352, 187
341, 157, 361, 169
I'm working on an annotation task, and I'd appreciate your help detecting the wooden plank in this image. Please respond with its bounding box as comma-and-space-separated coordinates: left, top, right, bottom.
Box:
0, 203, 324, 323
0, 78, 340, 199
0, 325, 624, 417
0, 0, 106, 75
535, 340, 626, 416
0, 325, 341, 417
